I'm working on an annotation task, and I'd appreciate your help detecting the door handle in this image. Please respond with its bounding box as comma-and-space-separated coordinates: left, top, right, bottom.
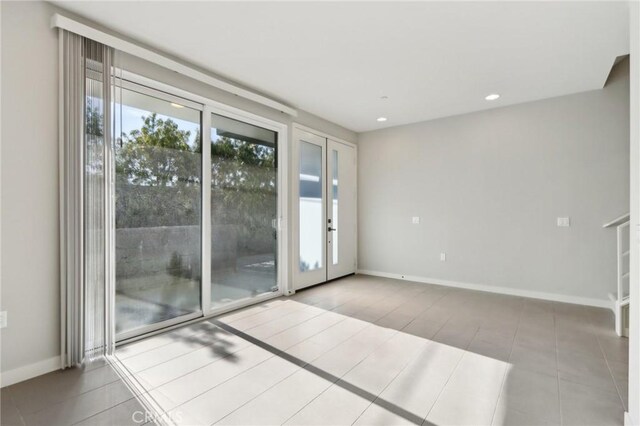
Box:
328, 227, 337, 232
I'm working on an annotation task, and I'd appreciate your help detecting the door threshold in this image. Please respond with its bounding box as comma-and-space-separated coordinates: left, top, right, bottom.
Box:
295, 273, 355, 293
116, 291, 284, 347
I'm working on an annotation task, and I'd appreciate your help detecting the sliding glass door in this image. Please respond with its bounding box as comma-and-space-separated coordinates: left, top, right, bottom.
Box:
210, 114, 278, 308
114, 83, 203, 339
112, 75, 286, 341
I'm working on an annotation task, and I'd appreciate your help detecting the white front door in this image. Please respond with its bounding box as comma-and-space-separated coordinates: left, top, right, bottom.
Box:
293, 128, 357, 290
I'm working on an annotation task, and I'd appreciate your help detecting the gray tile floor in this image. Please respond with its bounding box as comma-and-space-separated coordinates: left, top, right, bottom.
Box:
1, 275, 629, 425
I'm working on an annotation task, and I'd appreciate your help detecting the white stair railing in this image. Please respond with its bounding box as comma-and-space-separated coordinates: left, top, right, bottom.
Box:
603, 213, 630, 337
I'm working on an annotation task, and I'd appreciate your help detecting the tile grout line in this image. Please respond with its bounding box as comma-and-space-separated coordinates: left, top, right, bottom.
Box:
221, 302, 316, 335
118, 298, 300, 362
328, 281, 431, 318
8, 362, 131, 421
211, 317, 375, 425
555, 304, 564, 426
99, 311, 334, 424
488, 297, 525, 425
221, 299, 293, 324
152, 309, 327, 388
350, 338, 435, 426
22, 379, 138, 425
239, 304, 335, 340
309, 287, 366, 310
278, 328, 402, 425
589, 303, 628, 410
292, 283, 361, 309
121, 304, 338, 395
129, 328, 253, 376
69, 396, 139, 425
422, 294, 517, 426
412, 297, 483, 426
595, 316, 628, 411
4, 386, 28, 426
155, 346, 280, 420
396, 289, 453, 339
122, 324, 249, 372
203, 361, 307, 426
165, 313, 357, 423
417, 341, 467, 424
429, 296, 478, 347
117, 322, 233, 361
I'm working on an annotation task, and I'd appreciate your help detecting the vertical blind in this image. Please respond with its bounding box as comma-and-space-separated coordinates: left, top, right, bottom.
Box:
60, 30, 115, 367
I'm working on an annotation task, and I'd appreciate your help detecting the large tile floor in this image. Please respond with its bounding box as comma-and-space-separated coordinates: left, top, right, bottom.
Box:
1, 275, 629, 425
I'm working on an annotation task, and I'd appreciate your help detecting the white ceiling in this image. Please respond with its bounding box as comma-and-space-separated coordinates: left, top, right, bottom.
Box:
54, 1, 629, 133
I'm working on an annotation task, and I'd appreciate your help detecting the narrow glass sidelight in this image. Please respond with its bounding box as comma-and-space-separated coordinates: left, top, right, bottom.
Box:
331, 149, 339, 265
210, 114, 278, 308
299, 141, 323, 272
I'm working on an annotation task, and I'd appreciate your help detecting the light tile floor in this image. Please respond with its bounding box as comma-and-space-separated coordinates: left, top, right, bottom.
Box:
1, 275, 629, 425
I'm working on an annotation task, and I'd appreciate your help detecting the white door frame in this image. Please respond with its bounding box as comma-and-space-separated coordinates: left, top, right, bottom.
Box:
291, 123, 357, 291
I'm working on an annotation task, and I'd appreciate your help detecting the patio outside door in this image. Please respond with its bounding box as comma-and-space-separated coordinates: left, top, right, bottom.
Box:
113, 75, 287, 342
294, 127, 357, 290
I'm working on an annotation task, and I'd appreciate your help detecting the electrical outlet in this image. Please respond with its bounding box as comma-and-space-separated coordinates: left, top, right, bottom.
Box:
412, 217, 420, 224
440, 252, 446, 261
557, 217, 571, 227
0, 311, 7, 329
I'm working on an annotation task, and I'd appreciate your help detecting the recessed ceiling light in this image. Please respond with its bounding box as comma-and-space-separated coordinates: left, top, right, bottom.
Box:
485, 93, 500, 101
170, 102, 185, 108
376, 117, 387, 122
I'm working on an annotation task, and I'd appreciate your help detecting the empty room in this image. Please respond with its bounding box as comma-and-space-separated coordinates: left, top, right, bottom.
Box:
1, 1, 639, 425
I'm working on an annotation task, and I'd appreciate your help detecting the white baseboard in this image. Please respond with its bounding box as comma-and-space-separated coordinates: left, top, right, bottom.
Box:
357, 269, 613, 309
625, 412, 636, 426
1, 356, 61, 387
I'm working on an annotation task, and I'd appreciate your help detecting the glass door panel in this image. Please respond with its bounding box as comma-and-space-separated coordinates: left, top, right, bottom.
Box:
299, 141, 324, 272
210, 113, 278, 308
294, 130, 327, 289
114, 86, 202, 338
327, 139, 357, 281
330, 149, 339, 265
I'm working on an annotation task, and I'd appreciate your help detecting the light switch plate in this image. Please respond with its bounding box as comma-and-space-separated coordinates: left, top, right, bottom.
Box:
440, 252, 446, 261
557, 217, 571, 227
0, 311, 7, 329
412, 217, 420, 224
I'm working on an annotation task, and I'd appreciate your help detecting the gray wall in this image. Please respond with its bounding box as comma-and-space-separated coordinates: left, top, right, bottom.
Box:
358, 60, 630, 303
0, 0, 356, 379
1, 1, 61, 377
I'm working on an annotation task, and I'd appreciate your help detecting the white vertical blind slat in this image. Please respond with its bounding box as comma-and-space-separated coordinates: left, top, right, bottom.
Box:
61, 30, 115, 367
